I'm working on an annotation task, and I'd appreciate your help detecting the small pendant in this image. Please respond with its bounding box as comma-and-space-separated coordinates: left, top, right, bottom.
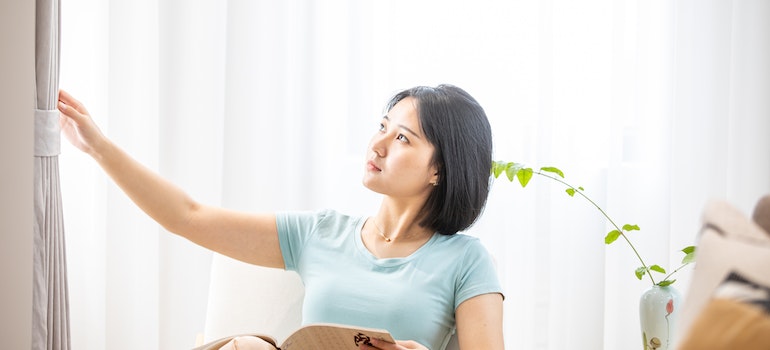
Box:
384, 237, 391, 242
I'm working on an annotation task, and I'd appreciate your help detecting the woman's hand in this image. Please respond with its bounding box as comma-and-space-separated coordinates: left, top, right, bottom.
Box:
360, 338, 428, 350
58, 89, 107, 156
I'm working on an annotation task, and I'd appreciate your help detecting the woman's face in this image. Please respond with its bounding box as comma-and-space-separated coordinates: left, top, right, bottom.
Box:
362, 97, 439, 200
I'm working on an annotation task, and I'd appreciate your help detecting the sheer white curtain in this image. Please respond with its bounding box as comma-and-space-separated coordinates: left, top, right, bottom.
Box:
60, 0, 770, 349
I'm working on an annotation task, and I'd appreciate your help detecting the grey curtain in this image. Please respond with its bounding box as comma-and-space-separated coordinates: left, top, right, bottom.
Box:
33, 0, 70, 349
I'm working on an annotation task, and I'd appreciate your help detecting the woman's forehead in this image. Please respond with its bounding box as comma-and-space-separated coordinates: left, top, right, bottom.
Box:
386, 97, 419, 121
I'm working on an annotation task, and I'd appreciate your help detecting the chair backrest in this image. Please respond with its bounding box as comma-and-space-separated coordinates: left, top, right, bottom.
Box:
202, 254, 460, 349
203, 255, 304, 344
677, 198, 770, 343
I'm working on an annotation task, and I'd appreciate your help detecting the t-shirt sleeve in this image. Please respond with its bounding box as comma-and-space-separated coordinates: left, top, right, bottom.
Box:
454, 239, 504, 310
275, 209, 332, 271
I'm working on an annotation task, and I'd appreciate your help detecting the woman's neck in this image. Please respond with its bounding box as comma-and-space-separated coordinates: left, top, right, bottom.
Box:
372, 198, 433, 243
359, 198, 435, 259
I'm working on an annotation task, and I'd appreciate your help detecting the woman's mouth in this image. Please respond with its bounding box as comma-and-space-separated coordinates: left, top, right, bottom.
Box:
367, 160, 382, 172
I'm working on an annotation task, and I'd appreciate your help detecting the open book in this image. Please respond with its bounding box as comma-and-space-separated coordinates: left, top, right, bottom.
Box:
193, 323, 395, 350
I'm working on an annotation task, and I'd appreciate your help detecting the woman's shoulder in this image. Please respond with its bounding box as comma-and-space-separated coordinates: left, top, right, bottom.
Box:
316, 209, 363, 225
434, 232, 492, 257
437, 232, 482, 245
282, 208, 365, 232
279, 208, 360, 221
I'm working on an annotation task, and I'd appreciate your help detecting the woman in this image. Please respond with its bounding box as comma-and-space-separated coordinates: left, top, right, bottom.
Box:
58, 84, 504, 350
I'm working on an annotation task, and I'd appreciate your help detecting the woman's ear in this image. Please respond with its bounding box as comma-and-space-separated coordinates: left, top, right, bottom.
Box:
430, 171, 439, 187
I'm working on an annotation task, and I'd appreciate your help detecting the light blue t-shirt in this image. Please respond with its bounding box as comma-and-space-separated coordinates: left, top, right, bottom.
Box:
276, 209, 502, 350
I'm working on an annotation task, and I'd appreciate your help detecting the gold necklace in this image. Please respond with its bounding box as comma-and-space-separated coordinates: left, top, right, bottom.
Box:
372, 217, 392, 242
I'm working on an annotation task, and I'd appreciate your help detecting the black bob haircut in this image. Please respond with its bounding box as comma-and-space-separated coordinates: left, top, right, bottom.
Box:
385, 84, 493, 235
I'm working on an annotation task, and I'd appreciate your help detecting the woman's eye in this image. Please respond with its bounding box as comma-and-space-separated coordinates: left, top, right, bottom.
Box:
378, 123, 386, 132
396, 134, 409, 143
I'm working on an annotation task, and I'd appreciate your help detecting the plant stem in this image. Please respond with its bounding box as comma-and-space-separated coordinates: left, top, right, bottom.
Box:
535, 171, 657, 285
661, 263, 690, 282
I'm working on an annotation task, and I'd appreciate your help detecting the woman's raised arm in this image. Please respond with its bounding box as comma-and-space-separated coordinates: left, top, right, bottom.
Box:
58, 90, 284, 268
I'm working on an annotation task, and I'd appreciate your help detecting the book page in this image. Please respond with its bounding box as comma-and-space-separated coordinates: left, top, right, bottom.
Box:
192, 333, 278, 350
280, 323, 395, 350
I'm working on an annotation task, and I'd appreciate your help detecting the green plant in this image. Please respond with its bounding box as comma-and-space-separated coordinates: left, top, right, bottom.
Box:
491, 161, 696, 287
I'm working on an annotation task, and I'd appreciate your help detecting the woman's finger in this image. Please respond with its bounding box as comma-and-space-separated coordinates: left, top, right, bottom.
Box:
58, 100, 84, 123
395, 340, 425, 349
367, 338, 400, 350
57, 94, 91, 127
58, 89, 90, 116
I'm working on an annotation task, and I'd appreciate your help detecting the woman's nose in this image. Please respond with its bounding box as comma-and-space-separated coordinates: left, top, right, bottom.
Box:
370, 133, 387, 157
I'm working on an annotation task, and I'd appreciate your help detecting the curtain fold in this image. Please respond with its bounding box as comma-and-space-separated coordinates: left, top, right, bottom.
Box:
33, 0, 70, 349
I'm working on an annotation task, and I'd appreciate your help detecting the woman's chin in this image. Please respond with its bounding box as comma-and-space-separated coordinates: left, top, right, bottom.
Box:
361, 178, 385, 195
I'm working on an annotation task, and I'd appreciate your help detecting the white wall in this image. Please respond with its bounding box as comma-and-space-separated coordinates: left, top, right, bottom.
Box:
0, 0, 34, 348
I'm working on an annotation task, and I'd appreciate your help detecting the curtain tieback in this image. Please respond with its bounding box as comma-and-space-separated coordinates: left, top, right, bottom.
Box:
34, 109, 60, 157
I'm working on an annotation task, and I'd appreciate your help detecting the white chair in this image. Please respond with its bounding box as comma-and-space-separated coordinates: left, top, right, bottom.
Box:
200, 253, 460, 349
202, 255, 304, 345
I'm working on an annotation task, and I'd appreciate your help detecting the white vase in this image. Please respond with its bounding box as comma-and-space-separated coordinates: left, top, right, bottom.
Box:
639, 285, 681, 350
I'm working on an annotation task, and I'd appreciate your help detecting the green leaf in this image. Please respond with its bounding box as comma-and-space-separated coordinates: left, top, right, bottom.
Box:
649, 265, 666, 274
578, 186, 584, 191
680, 245, 697, 264
635, 267, 647, 280
517, 167, 533, 187
540, 166, 564, 178
622, 224, 640, 232
605, 230, 621, 244
658, 279, 676, 287
505, 163, 521, 182
491, 161, 505, 178
565, 188, 576, 197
